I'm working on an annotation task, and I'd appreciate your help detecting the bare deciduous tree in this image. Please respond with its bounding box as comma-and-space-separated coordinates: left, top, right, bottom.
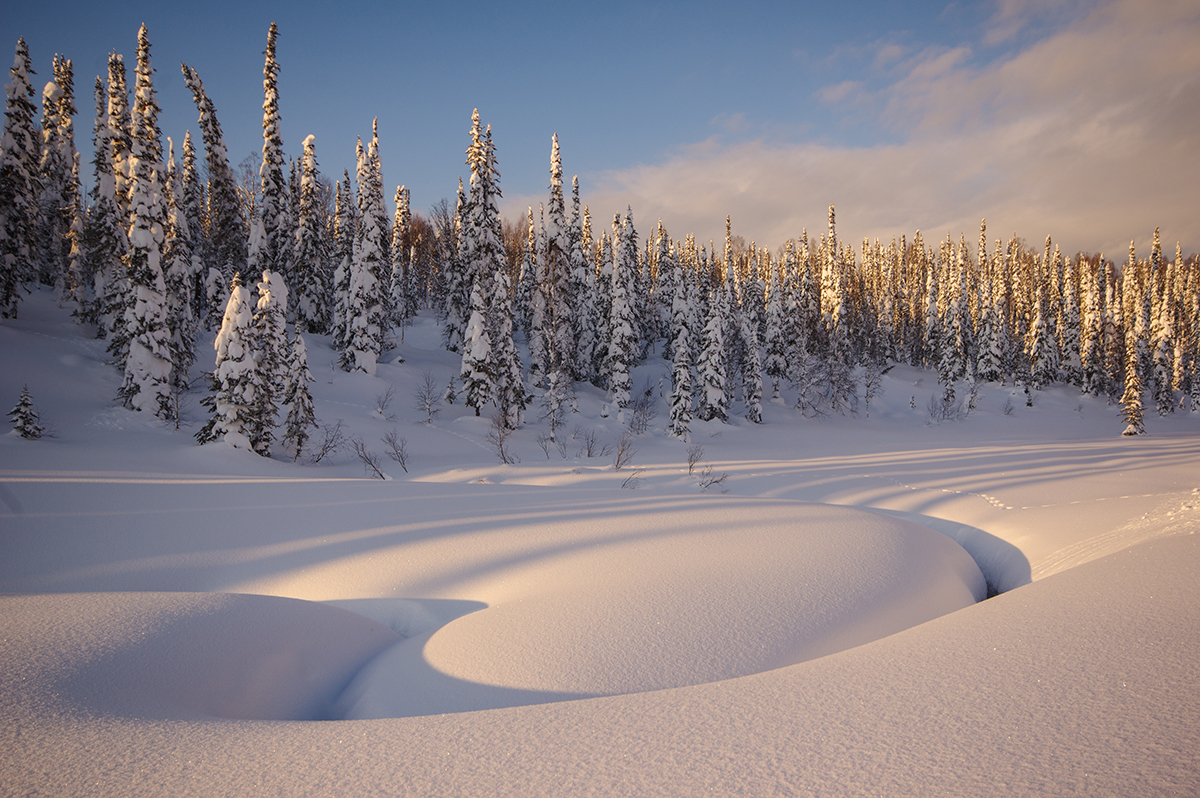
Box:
383, 428, 408, 472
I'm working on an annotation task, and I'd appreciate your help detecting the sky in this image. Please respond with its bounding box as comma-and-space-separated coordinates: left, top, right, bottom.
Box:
4, 0, 1197, 257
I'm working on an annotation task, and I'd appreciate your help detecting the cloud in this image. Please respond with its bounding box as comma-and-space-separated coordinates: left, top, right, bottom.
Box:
582, 0, 1200, 257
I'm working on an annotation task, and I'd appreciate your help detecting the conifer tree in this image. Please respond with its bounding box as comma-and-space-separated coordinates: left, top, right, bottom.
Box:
459, 273, 492, 415
441, 178, 469, 353
527, 206, 549, 385
514, 204, 536, 336
162, 137, 195, 389
492, 265, 528, 429
258, 23, 288, 281
591, 231, 614, 384
197, 273, 260, 450
250, 269, 287, 454
106, 52, 131, 220
455, 111, 511, 411
329, 172, 353, 352
341, 137, 387, 375
181, 63, 244, 280
544, 134, 573, 381
698, 282, 729, 423
117, 25, 174, 419
763, 260, 788, 402
0, 38, 41, 317
567, 175, 591, 380
37, 61, 74, 290
8, 384, 44, 438
655, 222, 676, 360
1150, 229, 1175, 415
291, 134, 327, 333
1080, 258, 1106, 395
606, 213, 638, 422
1059, 266, 1083, 386
975, 296, 1005, 384
390, 184, 415, 338
281, 331, 315, 460
1120, 325, 1145, 436
740, 306, 763, 423
178, 131, 207, 322
83, 76, 128, 335
668, 254, 694, 440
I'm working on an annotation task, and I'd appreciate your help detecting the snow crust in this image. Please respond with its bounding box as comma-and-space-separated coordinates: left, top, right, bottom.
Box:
2, 290, 1198, 796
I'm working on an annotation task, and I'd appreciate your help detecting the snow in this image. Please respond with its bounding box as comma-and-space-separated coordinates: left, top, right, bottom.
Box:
2, 287, 1198, 796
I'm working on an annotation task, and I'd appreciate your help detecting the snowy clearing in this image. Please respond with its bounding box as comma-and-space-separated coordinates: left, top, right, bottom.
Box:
2, 290, 1199, 796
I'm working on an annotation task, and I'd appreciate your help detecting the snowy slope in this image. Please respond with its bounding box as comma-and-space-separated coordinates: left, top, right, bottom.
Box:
2, 288, 1198, 796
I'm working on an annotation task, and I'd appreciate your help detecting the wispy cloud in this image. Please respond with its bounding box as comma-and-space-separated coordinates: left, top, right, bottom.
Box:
582, 0, 1200, 256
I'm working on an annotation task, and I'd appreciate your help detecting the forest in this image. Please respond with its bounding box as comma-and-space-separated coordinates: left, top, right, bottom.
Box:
3, 23, 1196, 452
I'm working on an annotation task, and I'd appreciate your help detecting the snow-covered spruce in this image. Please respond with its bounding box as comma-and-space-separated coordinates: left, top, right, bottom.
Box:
8, 384, 43, 438
280, 331, 316, 461
196, 273, 262, 452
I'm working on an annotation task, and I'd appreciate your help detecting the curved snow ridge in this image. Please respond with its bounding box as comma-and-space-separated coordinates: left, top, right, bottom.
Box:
0, 592, 402, 721
335, 501, 986, 718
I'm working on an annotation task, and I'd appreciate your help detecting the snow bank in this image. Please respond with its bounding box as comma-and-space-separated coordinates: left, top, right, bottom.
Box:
333, 501, 985, 718
0, 592, 401, 721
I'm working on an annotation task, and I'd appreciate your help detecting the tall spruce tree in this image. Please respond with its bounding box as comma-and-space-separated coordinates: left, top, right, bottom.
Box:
84, 76, 128, 336
606, 212, 638, 422
0, 38, 41, 317
250, 269, 287, 454
698, 281, 729, 423
341, 136, 387, 374
117, 25, 174, 419
197, 273, 260, 450
258, 23, 288, 282
162, 137, 196, 389
390, 184, 415, 339
37, 58, 76, 292
280, 331, 316, 460
291, 134, 327, 333
181, 63, 244, 280
668, 254, 694, 439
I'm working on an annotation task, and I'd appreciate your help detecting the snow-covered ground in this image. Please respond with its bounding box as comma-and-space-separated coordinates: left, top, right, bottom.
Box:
2, 288, 1198, 796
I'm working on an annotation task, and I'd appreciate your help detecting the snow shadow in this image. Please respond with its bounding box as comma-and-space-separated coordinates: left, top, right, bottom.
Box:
53, 593, 403, 721
863, 508, 1031, 594
323, 597, 487, 639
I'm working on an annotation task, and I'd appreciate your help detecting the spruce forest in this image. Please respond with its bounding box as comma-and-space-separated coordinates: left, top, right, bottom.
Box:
2, 23, 1196, 452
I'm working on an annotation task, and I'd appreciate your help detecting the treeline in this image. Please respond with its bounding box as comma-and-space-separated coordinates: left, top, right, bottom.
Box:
1, 24, 1195, 453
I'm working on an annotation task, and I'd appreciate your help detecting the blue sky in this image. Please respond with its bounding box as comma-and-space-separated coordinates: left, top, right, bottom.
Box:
5, 0, 1198, 255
